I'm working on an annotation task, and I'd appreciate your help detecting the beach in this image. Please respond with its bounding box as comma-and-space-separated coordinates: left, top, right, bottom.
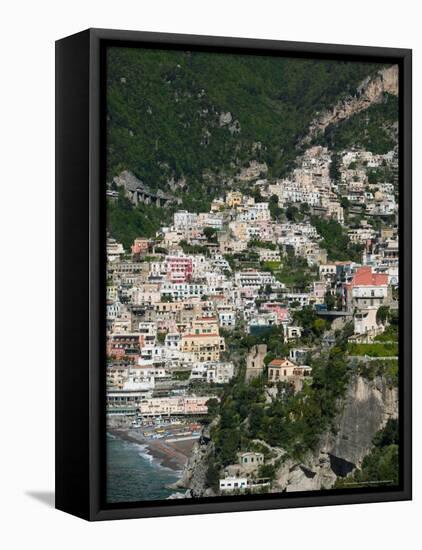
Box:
109, 428, 197, 471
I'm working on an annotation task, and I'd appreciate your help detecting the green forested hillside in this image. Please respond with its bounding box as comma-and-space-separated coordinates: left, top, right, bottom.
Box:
313, 92, 398, 154
107, 190, 172, 247
106, 47, 382, 196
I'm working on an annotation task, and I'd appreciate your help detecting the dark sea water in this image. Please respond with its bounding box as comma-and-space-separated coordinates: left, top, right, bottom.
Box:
106, 434, 180, 503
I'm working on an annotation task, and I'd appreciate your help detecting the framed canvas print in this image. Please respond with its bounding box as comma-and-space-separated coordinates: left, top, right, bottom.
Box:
55, 28, 412, 521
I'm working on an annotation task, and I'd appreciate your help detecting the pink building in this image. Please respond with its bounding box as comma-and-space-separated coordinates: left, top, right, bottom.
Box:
131, 238, 150, 255
139, 396, 210, 416
166, 256, 193, 283
107, 334, 142, 358
261, 303, 290, 324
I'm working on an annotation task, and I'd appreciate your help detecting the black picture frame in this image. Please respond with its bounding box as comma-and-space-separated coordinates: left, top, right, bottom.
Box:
55, 28, 412, 521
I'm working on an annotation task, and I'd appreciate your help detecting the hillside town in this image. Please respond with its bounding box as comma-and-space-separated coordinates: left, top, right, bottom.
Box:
106, 144, 399, 497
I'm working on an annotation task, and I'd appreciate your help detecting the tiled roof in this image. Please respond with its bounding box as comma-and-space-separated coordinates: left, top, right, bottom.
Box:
268, 358, 295, 367
352, 266, 388, 287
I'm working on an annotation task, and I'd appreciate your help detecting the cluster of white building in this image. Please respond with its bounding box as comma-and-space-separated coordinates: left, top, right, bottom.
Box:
265, 146, 344, 224
339, 150, 398, 216
106, 144, 399, 421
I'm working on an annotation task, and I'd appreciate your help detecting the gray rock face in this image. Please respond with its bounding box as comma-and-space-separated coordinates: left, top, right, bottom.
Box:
274, 375, 398, 492
322, 375, 398, 468
170, 437, 216, 498
113, 170, 182, 207
175, 376, 398, 496
114, 170, 144, 192
301, 65, 399, 145
219, 111, 233, 126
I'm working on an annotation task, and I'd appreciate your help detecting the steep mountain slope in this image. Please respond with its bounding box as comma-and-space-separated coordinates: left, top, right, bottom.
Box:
313, 93, 398, 154
174, 374, 399, 496
301, 65, 398, 145
106, 50, 398, 245
106, 47, 383, 204
274, 374, 398, 492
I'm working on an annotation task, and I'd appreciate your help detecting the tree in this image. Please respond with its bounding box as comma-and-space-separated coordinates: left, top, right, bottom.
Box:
154, 246, 168, 255
340, 196, 350, 209
203, 226, 218, 242
206, 398, 220, 418
257, 463, 276, 481
286, 205, 299, 222
215, 428, 241, 466
330, 152, 341, 183
264, 283, 272, 295
269, 194, 283, 220
264, 351, 276, 366
300, 202, 310, 215
293, 306, 327, 341
324, 291, 336, 311
368, 169, 381, 184
205, 461, 221, 491
373, 418, 398, 447
310, 216, 363, 262
313, 318, 327, 336
376, 305, 390, 325
249, 404, 265, 438
335, 419, 399, 488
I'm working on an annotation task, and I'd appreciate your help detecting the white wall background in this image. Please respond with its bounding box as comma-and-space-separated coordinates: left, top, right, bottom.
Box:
0, 1, 419, 548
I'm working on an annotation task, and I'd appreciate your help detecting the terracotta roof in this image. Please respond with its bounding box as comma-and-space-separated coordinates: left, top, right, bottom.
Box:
268, 358, 295, 367
352, 266, 388, 287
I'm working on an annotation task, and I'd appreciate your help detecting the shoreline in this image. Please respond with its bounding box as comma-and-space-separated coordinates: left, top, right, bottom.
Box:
108, 428, 196, 473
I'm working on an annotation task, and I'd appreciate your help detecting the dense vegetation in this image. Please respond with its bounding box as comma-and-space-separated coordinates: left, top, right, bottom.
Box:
220, 324, 290, 360
107, 47, 382, 199
209, 324, 353, 467
314, 93, 398, 155
310, 216, 363, 262
356, 359, 398, 388
107, 191, 171, 248
335, 419, 399, 488
275, 252, 319, 290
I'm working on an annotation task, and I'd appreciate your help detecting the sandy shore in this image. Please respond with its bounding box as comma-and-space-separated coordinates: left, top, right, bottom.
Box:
109, 428, 197, 472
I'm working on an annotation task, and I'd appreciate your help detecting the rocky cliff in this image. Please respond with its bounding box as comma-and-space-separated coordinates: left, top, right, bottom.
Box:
113, 170, 182, 207
169, 425, 217, 498
300, 65, 399, 146
273, 374, 399, 492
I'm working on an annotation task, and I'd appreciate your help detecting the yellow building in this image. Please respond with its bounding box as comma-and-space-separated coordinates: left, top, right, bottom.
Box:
181, 318, 225, 361
190, 317, 219, 335
268, 358, 312, 392
181, 333, 225, 362
226, 191, 243, 208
